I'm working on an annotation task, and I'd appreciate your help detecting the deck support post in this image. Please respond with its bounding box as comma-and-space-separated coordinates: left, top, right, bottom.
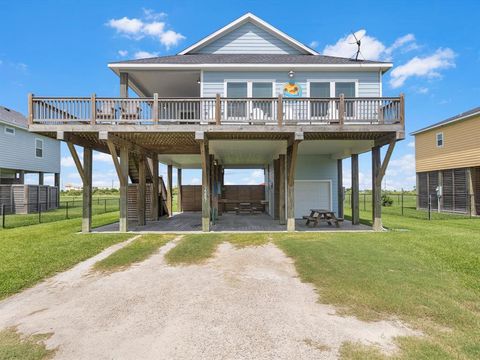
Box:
151, 156, 159, 220
167, 164, 173, 217
119, 146, 129, 232
372, 146, 382, 231
54, 173, 60, 206
199, 140, 210, 232
38, 172, 44, 186
177, 168, 182, 213
137, 155, 146, 226
351, 154, 360, 225
82, 148, 92, 233
286, 141, 300, 231
337, 159, 344, 219
278, 154, 286, 225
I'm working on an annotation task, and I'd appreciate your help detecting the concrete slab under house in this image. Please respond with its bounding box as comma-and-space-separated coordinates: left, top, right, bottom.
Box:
27, 13, 405, 233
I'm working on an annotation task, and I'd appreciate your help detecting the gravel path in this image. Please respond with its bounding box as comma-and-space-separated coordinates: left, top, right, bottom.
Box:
0, 239, 416, 359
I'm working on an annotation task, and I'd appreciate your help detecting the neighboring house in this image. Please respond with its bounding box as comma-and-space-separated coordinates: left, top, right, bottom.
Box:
0, 105, 61, 213
412, 107, 479, 215
27, 13, 405, 232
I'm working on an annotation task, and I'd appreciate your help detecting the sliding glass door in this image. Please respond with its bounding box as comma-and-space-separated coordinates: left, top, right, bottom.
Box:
226, 82, 247, 118
226, 81, 273, 120
335, 82, 355, 117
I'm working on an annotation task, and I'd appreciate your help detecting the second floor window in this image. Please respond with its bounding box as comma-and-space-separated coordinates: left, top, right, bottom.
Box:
436, 132, 444, 148
36, 139, 44, 158
310, 82, 330, 117
4, 126, 15, 135
335, 82, 356, 117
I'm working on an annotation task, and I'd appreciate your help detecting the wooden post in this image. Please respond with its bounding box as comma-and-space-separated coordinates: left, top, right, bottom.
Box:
137, 155, 146, 226
277, 94, 283, 127
167, 164, 173, 217
286, 142, 299, 231
38, 172, 44, 186
28, 93, 34, 126
120, 72, 129, 98
153, 93, 159, 124
54, 173, 60, 207
82, 148, 92, 233
399, 93, 405, 126
177, 168, 182, 212
339, 93, 345, 125
151, 156, 159, 220
90, 93, 96, 125
372, 146, 382, 231
215, 93, 221, 125
119, 146, 129, 232
351, 154, 360, 225
200, 141, 210, 231
467, 168, 477, 216
18, 170, 25, 184
278, 154, 286, 225
337, 159, 344, 219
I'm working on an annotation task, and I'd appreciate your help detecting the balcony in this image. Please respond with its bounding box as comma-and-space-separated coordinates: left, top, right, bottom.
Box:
29, 95, 404, 128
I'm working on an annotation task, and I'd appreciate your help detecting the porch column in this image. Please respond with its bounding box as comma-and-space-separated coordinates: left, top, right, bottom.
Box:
210, 155, 219, 224
18, 170, 25, 184
337, 159, 344, 219
351, 154, 360, 225
119, 146, 129, 232
38, 172, 44, 186
137, 155, 146, 226
151, 156, 159, 221
82, 148, 92, 233
120, 72, 129, 98
372, 146, 382, 231
177, 168, 182, 213
200, 140, 210, 232
167, 164, 173, 217
54, 172, 60, 207
278, 155, 286, 225
286, 142, 299, 231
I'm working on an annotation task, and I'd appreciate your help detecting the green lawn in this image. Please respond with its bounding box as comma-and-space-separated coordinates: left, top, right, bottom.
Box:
94, 234, 177, 272
0, 211, 131, 300
0, 329, 53, 360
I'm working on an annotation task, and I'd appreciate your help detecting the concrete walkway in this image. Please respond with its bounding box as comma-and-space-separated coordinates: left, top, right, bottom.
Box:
0, 239, 414, 359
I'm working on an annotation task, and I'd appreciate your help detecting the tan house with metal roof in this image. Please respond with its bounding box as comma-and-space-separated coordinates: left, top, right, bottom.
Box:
412, 107, 480, 215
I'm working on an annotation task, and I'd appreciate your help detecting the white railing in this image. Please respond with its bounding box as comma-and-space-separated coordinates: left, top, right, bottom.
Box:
30, 94, 404, 126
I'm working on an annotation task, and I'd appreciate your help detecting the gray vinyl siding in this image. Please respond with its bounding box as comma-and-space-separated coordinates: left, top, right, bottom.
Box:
194, 22, 303, 55
0, 123, 60, 173
202, 71, 381, 97
295, 155, 339, 215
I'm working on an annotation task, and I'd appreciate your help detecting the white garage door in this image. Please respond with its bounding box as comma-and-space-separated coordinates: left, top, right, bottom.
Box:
294, 181, 331, 218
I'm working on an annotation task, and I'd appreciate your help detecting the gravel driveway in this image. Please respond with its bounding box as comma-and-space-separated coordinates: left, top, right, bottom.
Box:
0, 237, 415, 359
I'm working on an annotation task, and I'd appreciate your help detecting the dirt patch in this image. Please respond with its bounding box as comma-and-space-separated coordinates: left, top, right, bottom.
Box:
0, 241, 417, 359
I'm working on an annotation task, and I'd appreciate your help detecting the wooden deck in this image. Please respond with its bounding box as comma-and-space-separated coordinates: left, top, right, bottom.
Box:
93, 212, 372, 233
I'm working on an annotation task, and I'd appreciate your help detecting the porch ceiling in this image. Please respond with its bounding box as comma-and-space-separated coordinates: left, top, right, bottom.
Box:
127, 70, 200, 97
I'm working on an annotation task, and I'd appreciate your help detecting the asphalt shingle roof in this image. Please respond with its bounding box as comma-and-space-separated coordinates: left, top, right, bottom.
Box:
0, 106, 27, 128
412, 106, 480, 135
111, 54, 390, 65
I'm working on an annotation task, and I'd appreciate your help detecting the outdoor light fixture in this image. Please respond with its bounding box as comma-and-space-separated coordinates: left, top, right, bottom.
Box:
197, 77, 201, 84
288, 70, 295, 78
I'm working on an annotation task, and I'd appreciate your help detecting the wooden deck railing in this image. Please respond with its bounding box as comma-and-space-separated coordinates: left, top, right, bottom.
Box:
29, 94, 404, 127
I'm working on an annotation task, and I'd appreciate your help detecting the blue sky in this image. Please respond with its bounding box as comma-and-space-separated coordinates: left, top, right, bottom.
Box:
1, 0, 478, 190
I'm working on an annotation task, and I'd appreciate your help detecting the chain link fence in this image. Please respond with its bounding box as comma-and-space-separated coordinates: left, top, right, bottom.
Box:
344, 191, 478, 220
0, 197, 120, 229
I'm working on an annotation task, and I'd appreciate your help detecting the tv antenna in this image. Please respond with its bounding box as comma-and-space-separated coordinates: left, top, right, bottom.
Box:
349, 30, 366, 61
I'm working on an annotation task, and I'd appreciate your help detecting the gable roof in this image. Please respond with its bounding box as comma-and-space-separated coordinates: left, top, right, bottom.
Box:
0, 106, 27, 129
411, 106, 480, 135
178, 13, 318, 56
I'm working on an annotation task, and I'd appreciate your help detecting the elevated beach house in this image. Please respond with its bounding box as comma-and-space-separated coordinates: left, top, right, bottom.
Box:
0, 105, 60, 214
412, 106, 479, 215
27, 13, 404, 232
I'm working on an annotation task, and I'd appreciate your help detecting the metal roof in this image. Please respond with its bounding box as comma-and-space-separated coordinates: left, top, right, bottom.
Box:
0, 106, 28, 129
110, 54, 390, 66
411, 106, 480, 135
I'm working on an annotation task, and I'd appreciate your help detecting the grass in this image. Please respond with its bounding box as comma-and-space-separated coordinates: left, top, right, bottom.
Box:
0, 329, 53, 360
0, 211, 130, 300
94, 234, 177, 272
165, 233, 270, 265
274, 209, 480, 359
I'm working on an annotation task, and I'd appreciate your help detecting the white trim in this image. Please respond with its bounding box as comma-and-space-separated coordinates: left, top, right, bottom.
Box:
35, 138, 44, 159
294, 179, 333, 213
224, 79, 275, 97
199, 70, 204, 97
378, 70, 383, 96
178, 13, 318, 56
4, 126, 15, 135
331, 79, 358, 97
436, 132, 444, 148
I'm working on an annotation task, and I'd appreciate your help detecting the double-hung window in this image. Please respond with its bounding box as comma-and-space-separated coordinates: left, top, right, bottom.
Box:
35, 139, 44, 158
436, 132, 444, 148
226, 81, 273, 120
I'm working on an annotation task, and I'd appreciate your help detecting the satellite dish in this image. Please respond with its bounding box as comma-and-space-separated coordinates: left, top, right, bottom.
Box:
349, 30, 366, 61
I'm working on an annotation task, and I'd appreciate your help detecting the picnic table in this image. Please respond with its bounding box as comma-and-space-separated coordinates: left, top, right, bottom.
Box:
303, 209, 344, 228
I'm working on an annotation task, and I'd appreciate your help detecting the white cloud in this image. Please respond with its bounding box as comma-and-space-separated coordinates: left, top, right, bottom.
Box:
389, 48, 456, 88
416, 87, 429, 94
134, 51, 159, 59
407, 141, 415, 148
383, 153, 416, 190
106, 11, 185, 49
309, 40, 319, 49
322, 30, 417, 61
93, 152, 113, 163
118, 50, 128, 57
61, 156, 75, 167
